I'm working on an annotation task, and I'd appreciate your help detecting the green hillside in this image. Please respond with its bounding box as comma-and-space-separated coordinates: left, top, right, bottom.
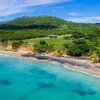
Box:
0, 16, 71, 29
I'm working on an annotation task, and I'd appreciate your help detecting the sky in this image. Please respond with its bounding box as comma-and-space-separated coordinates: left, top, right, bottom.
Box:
0, 0, 100, 23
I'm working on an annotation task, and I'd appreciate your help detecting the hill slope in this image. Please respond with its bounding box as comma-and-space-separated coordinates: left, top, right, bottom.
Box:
0, 16, 71, 29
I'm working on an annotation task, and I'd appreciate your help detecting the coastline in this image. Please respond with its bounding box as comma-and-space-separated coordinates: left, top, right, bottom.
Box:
0, 50, 100, 78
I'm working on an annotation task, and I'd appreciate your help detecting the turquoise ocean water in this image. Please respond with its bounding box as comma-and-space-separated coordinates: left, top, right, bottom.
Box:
0, 55, 100, 100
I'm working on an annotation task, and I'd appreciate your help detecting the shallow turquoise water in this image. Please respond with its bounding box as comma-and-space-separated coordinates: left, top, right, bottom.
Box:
0, 56, 100, 100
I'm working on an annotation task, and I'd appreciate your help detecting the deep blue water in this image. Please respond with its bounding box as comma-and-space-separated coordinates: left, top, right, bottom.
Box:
0, 55, 100, 100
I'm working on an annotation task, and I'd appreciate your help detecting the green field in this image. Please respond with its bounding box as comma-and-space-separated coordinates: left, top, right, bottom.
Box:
24, 36, 72, 45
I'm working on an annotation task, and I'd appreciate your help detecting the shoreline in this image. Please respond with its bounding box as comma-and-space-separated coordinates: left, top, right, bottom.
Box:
0, 50, 100, 78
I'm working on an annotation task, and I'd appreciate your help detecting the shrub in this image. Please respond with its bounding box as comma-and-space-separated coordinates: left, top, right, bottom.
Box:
12, 41, 24, 49
34, 40, 48, 54
90, 47, 100, 63
39, 40, 47, 45
91, 51, 100, 63
63, 36, 68, 39
73, 39, 89, 55
0, 40, 9, 47
55, 50, 65, 57
71, 31, 84, 39
67, 44, 82, 56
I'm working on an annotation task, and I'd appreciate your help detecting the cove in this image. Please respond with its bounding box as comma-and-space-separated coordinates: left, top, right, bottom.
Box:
0, 55, 100, 100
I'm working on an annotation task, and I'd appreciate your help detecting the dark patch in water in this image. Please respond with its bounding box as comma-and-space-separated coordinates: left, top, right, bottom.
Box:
75, 89, 96, 96
64, 81, 96, 97
0, 80, 11, 85
71, 82, 96, 97
76, 89, 86, 96
38, 82, 55, 89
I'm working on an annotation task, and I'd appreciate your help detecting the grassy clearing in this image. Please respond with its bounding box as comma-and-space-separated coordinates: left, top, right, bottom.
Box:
24, 36, 72, 45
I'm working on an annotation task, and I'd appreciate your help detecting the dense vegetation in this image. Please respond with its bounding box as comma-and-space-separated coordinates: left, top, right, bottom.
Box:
0, 16, 100, 62
0, 16, 68, 29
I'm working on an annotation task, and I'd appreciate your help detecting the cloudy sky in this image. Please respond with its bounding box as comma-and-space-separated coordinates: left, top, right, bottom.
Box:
0, 0, 100, 23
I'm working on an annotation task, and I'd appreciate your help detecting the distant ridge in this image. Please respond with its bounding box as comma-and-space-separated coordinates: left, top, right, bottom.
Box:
0, 16, 72, 29
95, 23, 100, 25
0, 16, 98, 31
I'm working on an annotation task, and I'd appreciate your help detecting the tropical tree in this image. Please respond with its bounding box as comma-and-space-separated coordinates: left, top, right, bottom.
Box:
34, 40, 48, 54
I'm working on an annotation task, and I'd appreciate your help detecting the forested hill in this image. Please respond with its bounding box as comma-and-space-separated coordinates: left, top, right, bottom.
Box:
0, 16, 99, 30
0, 16, 72, 29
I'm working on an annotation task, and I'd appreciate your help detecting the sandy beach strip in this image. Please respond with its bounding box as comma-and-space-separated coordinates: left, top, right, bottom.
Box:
0, 50, 37, 60
0, 50, 100, 78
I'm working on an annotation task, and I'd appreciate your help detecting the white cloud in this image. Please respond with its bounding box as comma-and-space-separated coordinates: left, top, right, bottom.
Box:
0, 0, 71, 17
67, 16, 100, 23
0, 7, 25, 17
68, 12, 79, 16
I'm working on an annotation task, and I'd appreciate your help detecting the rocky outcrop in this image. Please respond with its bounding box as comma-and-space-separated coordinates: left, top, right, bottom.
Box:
0, 43, 33, 53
